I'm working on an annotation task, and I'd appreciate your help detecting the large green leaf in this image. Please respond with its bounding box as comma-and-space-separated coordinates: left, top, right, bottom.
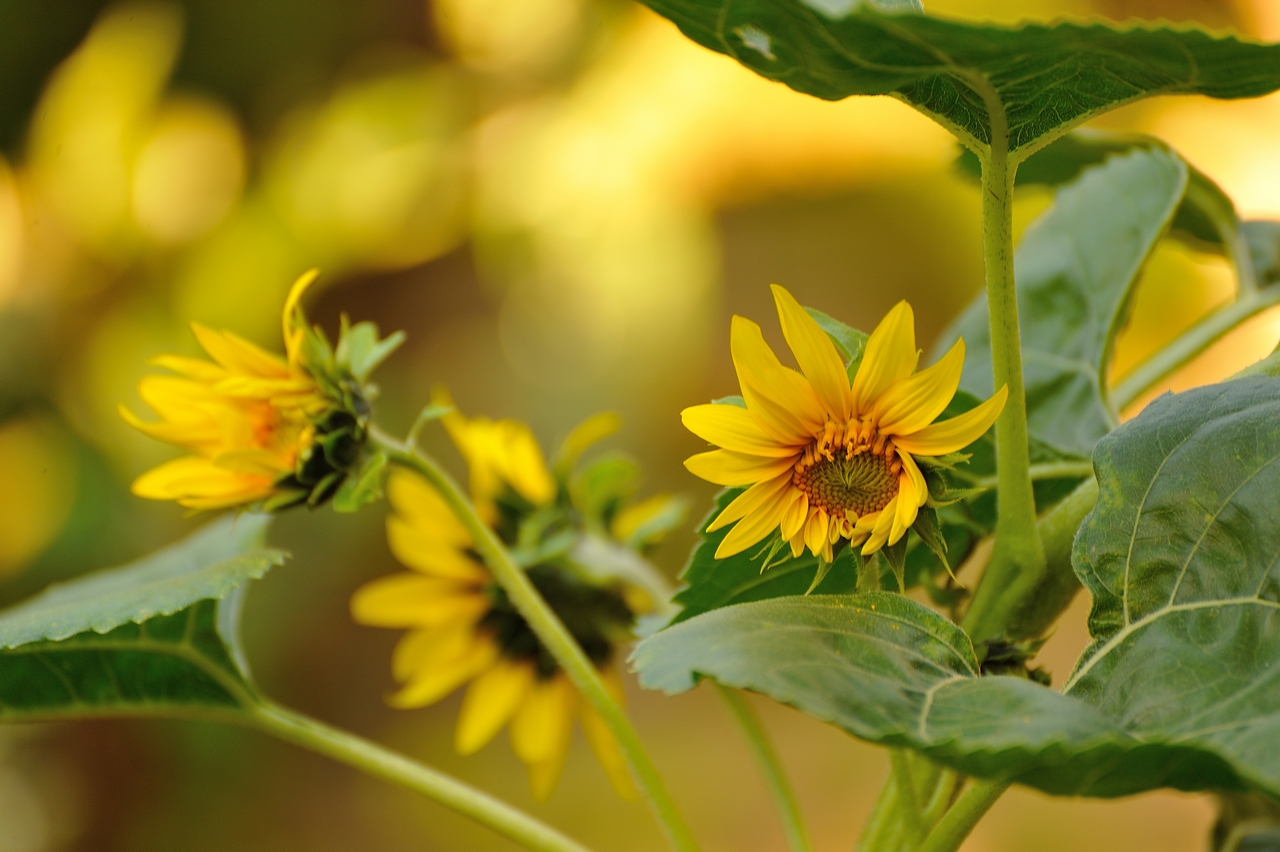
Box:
1064, 376, 1280, 797
0, 515, 284, 722
940, 146, 1187, 457
639, 1, 1280, 159
635, 592, 1241, 796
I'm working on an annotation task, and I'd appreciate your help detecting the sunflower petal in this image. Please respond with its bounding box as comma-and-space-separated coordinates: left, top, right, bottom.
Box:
682, 404, 801, 457
890, 471, 920, 546
851, 302, 917, 415
350, 574, 489, 628
892, 385, 1008, 457
456, 659, 536, 754
684, 449, 795, 487
510, 674, 575, 767
861, 497, 898, 555
875, 339, 965, 436
707, 473, 793, 532
714, 482, 793, 558
771, 285, 851, 419
780, 490, 809, 541
730, 316, 826, 443
579, 667, 637, 799
387, 633, 498, 708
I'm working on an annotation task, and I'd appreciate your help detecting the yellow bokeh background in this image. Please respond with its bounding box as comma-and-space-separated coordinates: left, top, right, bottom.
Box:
0, 0, 1277, 850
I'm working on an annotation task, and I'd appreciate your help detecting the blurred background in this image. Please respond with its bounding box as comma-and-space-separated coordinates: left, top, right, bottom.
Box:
0, 0, 1278, 849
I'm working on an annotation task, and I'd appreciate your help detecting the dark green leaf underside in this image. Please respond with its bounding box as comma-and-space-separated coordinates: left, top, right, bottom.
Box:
640, 1, 1280, 156
0, 515, 284, 722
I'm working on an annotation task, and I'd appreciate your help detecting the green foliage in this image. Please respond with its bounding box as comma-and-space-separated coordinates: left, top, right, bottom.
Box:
1065, 376, 1280, 796
332, 450, 390, 513
941, 146, 1188, 457
637, 0, 1280, 158
806, 307, 867, 379
0, 515, 284, 721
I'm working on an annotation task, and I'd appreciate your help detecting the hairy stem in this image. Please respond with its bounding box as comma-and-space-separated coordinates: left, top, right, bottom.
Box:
963, 476, 1099, 642
716, 685, 814, 852
888, 750, 926, 845
915, 779, 1010, 852
248, 701, 595, 852
855, 768, 901, 852
966, 82, 1046, 645
373, 429, 699, 852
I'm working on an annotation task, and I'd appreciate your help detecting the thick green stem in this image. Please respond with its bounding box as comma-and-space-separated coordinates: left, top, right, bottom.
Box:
856, 770, 901, 852
372, 429, 699, 852
921, 770, 959, 829
715, 685, 814, 852
963, 476, 1099, 642
1111, 284, 1280, 411
970, 87, 1046, 636
888, 750, 926, 845
915, 779, 1010, 852
248, 701, 594, 852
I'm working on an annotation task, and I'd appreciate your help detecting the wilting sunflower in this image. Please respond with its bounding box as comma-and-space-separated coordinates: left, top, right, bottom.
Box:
352, 401, 674, 799
121, 271, 399, 510
682, 285, 1007, 562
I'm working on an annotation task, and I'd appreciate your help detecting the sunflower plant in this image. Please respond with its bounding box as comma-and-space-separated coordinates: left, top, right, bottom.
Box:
4, 4, 1280, 852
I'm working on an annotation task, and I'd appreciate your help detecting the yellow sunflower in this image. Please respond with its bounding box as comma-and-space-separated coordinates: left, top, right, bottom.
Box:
682, 285, 1007, 562
121, 271, 331, 509
353, 404, 649, 800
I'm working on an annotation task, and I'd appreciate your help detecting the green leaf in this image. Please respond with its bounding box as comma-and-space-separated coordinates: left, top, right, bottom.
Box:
569, 451, 641, 528
1245, 221, 1280, 286
941, 146, 1188, 457
669, 489, 858, 624
806, 307, 867, 378
638, 2, 1280, 159
335, 318, 405, 384
1064, 376, 1280, 797
633, 592, 1248, 797
0, 514, 285, 722
332, 450, 389, 513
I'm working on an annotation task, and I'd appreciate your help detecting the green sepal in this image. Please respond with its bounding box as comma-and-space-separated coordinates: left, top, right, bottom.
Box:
711, 395, 746, 408
619, 494, 690, 551
910, 506, 956, 583
331, 450, 389, 514
880, 538, 907, 593
306, 471, 345, 508
334, 315, 406, 384
569, 451, 642, 531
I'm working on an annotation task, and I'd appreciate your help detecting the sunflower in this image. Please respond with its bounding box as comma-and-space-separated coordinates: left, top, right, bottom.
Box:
121, 271, 399, 511
682, 285, 1007, 562
352, 402, 667, 800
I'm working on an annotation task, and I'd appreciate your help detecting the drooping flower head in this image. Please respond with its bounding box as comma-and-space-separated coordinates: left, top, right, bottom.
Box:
682, 285, 1007, 562
352, 399, 683, 799
121, 270, 402, 510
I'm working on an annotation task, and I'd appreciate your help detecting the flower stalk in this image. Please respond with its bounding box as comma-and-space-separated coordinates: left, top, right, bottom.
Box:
247, 700, 595, 852
371, 427, 700, 852
715, 684, 814, 852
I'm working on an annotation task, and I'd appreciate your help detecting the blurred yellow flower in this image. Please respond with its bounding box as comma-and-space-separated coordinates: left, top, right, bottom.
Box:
434, 387, 556, 522
352, 470, 636, 801
120, 270, 331, 509
683, 285, 1007, 562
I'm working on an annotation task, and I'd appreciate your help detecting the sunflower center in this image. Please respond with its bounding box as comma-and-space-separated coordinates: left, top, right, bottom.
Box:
794, 450, 899, 517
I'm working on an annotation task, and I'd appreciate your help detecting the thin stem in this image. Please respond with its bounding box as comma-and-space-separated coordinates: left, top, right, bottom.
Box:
715, 684, 814, 852
1111, 284, 1280, 411
248, 701, 595, 852
888, 750, 926, 845
921, 770, 959, 829
856, 769, 901, 852
968, 460, 1095, 491
915, 779, 1010, 852
967, 80, 1046, 644
372, 428, 699, 852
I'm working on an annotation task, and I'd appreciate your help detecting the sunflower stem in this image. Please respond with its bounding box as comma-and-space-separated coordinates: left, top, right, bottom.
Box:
715, 684, 815, 852
372, 428, 701, 852
963, 83, 1045, 645
247, 700, 596, 852
915, 778, 1009, 852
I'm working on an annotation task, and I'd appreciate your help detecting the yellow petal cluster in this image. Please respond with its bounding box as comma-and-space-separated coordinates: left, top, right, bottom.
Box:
120, 272, 329, 509
683, 285, 1007, 562
352, 409, 638, 800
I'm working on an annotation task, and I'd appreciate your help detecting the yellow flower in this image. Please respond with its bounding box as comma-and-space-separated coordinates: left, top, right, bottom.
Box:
352, 470, 637, 800
434, 387, 556, 522
682, 285, 1007, 562
120, 271, 331, 509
